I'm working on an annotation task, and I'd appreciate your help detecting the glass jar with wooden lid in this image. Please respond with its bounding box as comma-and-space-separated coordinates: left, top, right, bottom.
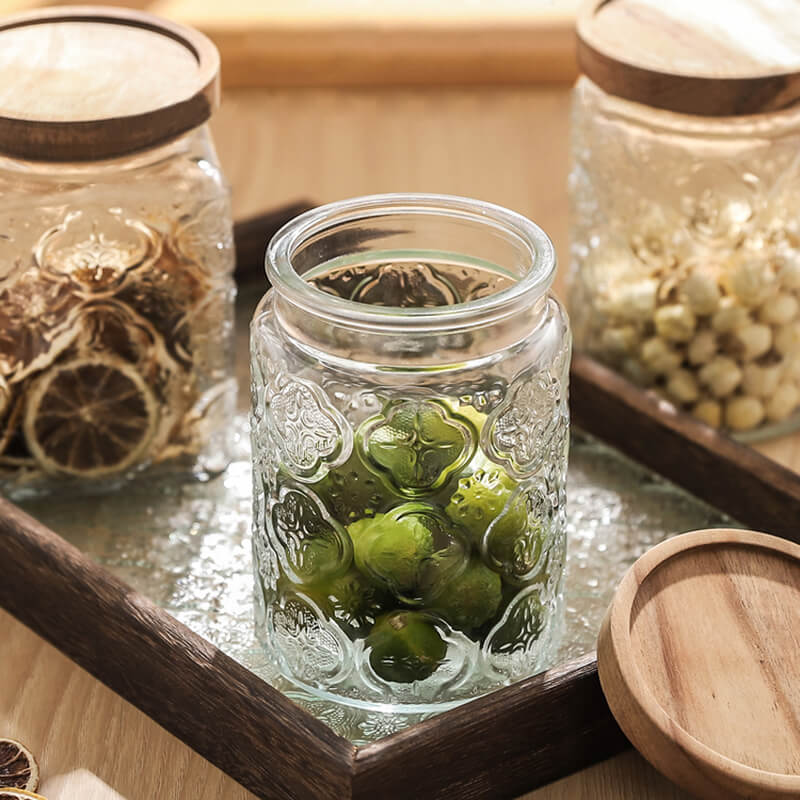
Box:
569, 0, 800, 439
0, 7, 235, 496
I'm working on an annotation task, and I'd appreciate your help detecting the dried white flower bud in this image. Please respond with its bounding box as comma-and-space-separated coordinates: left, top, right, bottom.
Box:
597, 279, 659, 322
784, 353, 800, 380
724, 257, 776, 307
687, 330, 718, 365
640, 337, 682, 374
600, 325, 638, 355
666, 368, 700, 404
729, 323, 772, 361
741, 361, 783, 398
766, 382, 800, 422
711, 297, 750, 334
692, 399, 722, 428
777, 250, 800, 290
698, 356, 742, 398
654, 303, 696, 343
681, 271, 721, 315
725, 395, 765, 431
774, 321, 800, 356
758, 292, 799, 326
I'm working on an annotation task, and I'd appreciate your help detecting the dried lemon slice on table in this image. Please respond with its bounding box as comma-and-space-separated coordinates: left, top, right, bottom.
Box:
23, 355, 158, 478
0, 738, 40, 793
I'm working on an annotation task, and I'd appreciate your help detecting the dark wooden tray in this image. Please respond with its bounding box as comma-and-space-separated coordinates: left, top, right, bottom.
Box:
2, 207, 800, 800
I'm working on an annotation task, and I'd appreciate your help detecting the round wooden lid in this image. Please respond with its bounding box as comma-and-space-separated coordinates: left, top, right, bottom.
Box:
597, 529, 800, 799
0, 6, 220, 161
577, 0, 800, 116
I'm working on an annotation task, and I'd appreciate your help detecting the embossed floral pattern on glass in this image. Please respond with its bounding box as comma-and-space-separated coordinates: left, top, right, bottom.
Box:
251, 195, 571, 717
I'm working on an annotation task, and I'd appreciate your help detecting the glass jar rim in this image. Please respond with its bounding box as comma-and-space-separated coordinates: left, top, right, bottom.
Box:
265, 193, 556, 332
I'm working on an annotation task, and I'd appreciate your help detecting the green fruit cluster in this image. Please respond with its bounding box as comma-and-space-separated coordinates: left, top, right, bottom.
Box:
277, 397, 546, 685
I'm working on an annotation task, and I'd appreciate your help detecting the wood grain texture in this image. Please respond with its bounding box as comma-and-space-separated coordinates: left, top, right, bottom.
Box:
0, 498, 355, 800
0, 0, 581, 88
577, 0, 800, 115
598, 529, 800, 799
0, 6, 220, 161
352, 654, 627, 800
0, 607, 690, 800
570, 354, 800, 545
0, 608, 257, 800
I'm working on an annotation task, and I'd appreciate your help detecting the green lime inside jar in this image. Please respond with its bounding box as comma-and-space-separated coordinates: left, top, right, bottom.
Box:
252, 193, 570, 715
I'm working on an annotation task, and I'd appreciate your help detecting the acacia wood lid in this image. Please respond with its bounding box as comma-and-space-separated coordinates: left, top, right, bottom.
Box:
597, 529, 800, 799
0, 6, 220, 162
577, 0, 800, 116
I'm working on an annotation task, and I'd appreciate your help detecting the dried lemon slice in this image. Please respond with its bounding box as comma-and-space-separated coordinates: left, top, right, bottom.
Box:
23, 355, 158, 478
0, 738, 40, 793
0, 270, 81, 383
116, 242, 210, 370
0, 791, 46, 800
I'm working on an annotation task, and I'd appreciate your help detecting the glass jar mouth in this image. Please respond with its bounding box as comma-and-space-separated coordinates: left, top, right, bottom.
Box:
265, 193, 556, 332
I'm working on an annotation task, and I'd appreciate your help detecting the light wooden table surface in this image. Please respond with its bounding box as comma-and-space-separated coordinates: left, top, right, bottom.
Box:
2, 84, 797, 800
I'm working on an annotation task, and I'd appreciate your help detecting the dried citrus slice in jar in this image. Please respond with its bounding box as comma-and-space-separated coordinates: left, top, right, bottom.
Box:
0, 791, 46, 800
0, 270, 82, 383
0, 738, 40, 793
23, 355, 158, 478
116, 242, 210, 370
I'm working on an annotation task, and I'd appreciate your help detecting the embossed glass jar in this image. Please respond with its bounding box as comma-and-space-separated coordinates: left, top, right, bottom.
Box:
570, 1, 800, 439
251, 194, 570, 714
0, 9, 235, 496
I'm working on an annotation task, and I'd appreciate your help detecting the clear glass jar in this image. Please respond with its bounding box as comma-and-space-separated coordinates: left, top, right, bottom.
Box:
0, 10, 235, 497
0, 128, 235, 497
251, 194, 570, 714
569, 76, 800, 439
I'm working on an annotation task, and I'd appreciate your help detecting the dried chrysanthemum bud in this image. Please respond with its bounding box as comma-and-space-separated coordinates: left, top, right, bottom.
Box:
724, 257, 776, 307
687, 330, 718, 365
698, 356, 742, 398
600, 325, 639, 355
665, 368, 700, 404
725, 395, 765, 431
597, 278, 659, 322
729, 323, 772, 361
776, 249, 800, 290
766, 382, 800, 422
758, 292, 799, 326
654, 303, 696, 343
711, 297, 750, 334
774, 321, 800, 356
640, 337, 682, 374
680, 270, 721, 315
692, 398, 722, 428
741, 360, 783, 398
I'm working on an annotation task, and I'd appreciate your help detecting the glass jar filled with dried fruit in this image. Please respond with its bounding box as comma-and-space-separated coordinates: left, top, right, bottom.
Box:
570, 0, 800, 438
0, 8, 235, 495
251, 194, 570, 718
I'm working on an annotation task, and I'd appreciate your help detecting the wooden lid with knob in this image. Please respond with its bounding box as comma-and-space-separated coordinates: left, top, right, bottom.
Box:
577, 0, 800, 116
597, 529, 800, 799
0, 6, 220, 162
